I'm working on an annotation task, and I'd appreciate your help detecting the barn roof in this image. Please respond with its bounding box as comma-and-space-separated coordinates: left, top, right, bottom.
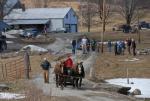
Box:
4, 7, 72, 20
4, 19, 50, 25
4, 0, 19, 15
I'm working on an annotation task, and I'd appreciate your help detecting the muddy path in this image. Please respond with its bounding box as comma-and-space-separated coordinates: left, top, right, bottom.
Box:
31, 33, 137, 101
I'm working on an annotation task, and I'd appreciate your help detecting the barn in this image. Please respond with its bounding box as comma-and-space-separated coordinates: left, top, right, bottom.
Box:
4, 7, 78, 33
0, 21, 9, 33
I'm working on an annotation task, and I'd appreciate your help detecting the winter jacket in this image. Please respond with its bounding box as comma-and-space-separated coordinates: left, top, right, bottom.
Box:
41, 60, 50, 70
65, 58, 73, 68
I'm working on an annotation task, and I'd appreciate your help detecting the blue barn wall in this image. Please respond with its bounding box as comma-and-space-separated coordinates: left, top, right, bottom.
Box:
63, 8, 78, 33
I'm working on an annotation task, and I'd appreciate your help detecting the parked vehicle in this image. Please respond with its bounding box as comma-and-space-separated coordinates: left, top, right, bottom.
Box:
139, 21, 150, 29
19, 28, 40, 38
112, 24, 132, 33
55, 28, 67, 33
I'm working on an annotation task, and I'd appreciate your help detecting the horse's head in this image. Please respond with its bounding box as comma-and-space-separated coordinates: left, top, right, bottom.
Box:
54, 61, 64, 74
77, 62, 83, 74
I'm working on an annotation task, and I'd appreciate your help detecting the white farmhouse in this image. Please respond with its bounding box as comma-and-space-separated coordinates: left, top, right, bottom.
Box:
4, 7, 78, 33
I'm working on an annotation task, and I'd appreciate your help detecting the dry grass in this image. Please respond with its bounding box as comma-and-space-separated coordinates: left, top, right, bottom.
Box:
90, 30, 150, 80
94, 53, 150, 80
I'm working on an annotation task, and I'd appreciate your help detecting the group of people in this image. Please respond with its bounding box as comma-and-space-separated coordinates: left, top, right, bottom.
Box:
108, 38, 136, 56
72, 36, 99, 55
40, 54, 83, 84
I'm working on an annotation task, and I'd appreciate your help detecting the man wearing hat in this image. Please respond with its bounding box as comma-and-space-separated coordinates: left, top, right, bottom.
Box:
41, 58, 51, 83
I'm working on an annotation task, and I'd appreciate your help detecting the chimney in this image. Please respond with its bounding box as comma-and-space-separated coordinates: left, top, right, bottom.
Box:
22, 4, 25, 12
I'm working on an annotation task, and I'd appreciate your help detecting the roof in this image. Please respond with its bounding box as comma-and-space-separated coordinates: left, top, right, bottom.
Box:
4, 7, 72, 20
0, 21, 9, 31
4, 0, 19, 15
4, 19, 50, 25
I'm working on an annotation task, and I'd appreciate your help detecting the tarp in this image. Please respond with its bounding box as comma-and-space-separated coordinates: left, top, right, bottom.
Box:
0, 21, 9, 32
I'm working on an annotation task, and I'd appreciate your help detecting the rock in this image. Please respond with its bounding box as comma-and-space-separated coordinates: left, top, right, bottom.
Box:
94, 83, 131, 95
131, 89, 141, 95
118, 87, 131, 95
0, 84, 9, 91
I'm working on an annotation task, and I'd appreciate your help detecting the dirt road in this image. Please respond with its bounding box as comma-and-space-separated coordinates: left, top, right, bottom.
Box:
32, 33, 137, 101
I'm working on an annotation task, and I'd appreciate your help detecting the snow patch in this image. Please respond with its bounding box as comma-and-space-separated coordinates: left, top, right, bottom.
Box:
21, 45, 48, 53
119, 58, 140, 62
6, 41, 14, 44
3, 33, 17, 38
106, 78, 150, 98
0, 92, 25, 100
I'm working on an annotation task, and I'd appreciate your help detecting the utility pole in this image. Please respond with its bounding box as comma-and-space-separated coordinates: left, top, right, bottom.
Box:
137, 8, 141, 44
101, 0, 106, 53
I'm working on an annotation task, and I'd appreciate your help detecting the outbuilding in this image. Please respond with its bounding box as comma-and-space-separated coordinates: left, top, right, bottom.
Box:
4, 7, 78, 33
0, 21, 9, 33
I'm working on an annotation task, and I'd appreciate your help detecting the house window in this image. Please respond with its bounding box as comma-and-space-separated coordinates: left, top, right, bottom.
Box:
73, 14, 75, 17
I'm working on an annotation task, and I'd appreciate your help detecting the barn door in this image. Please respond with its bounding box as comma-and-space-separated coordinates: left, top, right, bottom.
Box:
70, 24, 77, 33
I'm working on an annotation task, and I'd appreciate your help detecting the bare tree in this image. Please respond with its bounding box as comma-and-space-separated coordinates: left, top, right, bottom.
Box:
119, 0, 138, 26
43, 0, 50, 8
119, 0, 148, 43
79, 0, 96, 32
0, 0, 7, 20
97, 0, 111, 53
33, 0, 50, 8
33, 0, 42, 8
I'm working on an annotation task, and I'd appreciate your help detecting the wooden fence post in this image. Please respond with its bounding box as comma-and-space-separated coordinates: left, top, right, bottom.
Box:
24, 50, 30, 79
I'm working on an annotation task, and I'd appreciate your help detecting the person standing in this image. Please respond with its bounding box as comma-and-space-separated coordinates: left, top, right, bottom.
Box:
72, 39, 77, 54
96, 42, 100, 53
121, 41, 126, 55
86, 38, 91, 53
91, 39, 97, 52
81, 36, 87, 54
41, 58, 51, 83
131, 39, 136, 56
107, 40, 112, 52
127, 38, 132, 55
117, 41, 122, 55
114, 42, 118, 55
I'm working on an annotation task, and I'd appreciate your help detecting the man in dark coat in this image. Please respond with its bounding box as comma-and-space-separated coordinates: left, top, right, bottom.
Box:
108, 40, 112, 52
41, 58, 51, 83
131, 39, 136, 56
127, 38, 132, 55
72, 39, 76, 54
114, 42, 118, 55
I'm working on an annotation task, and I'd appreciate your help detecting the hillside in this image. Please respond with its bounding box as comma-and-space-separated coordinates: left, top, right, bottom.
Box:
21, 0, 80, 11
20, 0, 150, 32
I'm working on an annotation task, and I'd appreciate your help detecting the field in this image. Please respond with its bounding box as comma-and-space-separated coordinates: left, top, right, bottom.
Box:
86, 30, 150, 81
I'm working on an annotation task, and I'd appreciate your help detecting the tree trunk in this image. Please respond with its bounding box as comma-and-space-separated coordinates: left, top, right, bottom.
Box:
87, 0, 91, 32
101, 0, 106, 53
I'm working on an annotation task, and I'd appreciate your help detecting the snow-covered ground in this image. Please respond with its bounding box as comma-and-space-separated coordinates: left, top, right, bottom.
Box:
0, 92, 25, 100
106, 78, 150, 98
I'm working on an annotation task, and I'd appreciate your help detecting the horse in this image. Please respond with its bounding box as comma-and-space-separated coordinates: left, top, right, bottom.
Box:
54, 61, 64, 89
72, 62, 85, 88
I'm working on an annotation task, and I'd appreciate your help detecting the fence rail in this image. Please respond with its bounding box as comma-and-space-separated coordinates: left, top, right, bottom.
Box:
0, 54, 30, 81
